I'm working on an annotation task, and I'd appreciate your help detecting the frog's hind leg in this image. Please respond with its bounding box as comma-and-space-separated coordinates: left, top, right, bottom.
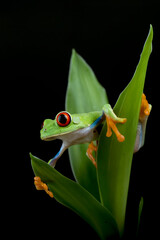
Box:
86, 115, 104, 168
86, 141, 98, 168
134, 93, 152, 153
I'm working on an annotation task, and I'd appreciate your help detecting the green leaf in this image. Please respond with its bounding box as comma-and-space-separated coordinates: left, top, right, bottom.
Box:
65, 49, 108, 200
97, 25, 153, 235
66, 49, 109, 114
136, 197, 144, 237
30, 153, 119, 240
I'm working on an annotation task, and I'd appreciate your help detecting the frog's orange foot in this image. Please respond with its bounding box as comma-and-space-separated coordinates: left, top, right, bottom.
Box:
105, 116, 127, 142
34, 176, 54, 198
140, 93, 152, 122
86, 141, 98, 168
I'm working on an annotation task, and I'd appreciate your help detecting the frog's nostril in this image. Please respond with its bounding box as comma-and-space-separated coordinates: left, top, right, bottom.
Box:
41, 122, 44, 129
41, 122, 47, 132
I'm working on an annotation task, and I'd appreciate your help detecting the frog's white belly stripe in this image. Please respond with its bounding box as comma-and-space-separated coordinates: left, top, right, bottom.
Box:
134, 122, 143, 153
48, 126, 99, 167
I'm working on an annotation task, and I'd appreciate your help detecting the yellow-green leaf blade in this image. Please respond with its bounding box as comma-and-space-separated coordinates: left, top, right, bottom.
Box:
97, 25, 153, 235
66, 49, 108, 114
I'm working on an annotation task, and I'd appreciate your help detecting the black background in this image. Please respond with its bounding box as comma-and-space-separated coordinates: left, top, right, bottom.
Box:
2, 1, 159, 239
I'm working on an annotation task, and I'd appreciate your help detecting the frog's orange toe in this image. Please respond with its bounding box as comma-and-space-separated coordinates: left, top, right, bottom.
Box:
140, 93, 151, 122
34, 176, 54, 198
105, 116, 126, 142
117, 134, 125, 142
86, 142, 97, 168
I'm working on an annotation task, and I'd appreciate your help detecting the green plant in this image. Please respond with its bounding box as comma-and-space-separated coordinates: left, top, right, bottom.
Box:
30, 25, 153, 239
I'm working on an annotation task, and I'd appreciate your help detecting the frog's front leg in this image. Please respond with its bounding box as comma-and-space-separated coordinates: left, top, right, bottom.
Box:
103, 104, 127, 142
34, 143, 68, 198
86, 106, 126, 167
34, 176, 54, 198
48, 142, 67, 167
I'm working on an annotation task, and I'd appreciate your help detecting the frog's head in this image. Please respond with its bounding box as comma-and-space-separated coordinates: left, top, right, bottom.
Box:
40, 111, 88, 141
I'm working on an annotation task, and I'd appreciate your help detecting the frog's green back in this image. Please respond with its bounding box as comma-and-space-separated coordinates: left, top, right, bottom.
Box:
72, 111, 101, 127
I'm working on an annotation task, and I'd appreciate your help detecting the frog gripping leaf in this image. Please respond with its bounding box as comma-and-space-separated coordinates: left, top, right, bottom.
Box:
34, 93, 151, 198
39, 96, 150, 169
40, 104, 127, 167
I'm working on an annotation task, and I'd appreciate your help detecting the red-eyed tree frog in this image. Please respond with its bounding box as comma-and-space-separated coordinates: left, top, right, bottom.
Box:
34, 93, 151, 197
40, 93, 151, 168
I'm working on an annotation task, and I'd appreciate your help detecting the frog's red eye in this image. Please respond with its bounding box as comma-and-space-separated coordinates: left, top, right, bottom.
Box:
56, 112, 71, 127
